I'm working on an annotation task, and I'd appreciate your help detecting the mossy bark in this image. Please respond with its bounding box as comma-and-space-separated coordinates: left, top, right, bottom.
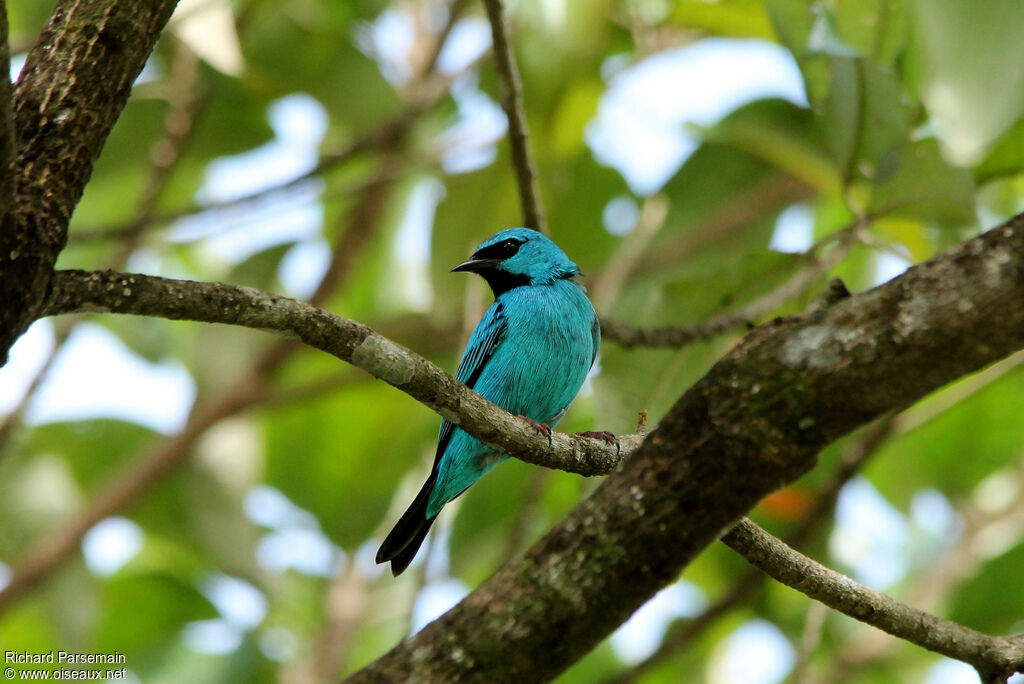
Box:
349, 214, 1024, 682
0, 0, 179, 361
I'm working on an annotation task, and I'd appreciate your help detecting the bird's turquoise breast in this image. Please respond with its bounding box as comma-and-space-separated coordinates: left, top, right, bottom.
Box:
427, 278, 598, 516
486, 280, 596, 421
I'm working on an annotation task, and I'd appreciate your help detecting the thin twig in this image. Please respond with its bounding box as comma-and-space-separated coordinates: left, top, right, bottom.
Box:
481, 0, 547, 234
813, 449, 1024, 684
723, 518, 1024, 679
606, 417, 894, 684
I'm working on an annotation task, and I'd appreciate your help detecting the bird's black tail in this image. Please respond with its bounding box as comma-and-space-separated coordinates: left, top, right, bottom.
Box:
376, 472, 438, 576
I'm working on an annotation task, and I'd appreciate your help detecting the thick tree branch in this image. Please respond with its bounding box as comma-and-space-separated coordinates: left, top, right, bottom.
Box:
481, 0, 547, 235
345, 213, 1024, 681
0, 0, 179, 361
0, 0, 14, 213
609, 416, 895, 684
33, 213, 1024, 680
0, 0, 18, 355
723, 518, 1024, 681
43, 269, 638, 476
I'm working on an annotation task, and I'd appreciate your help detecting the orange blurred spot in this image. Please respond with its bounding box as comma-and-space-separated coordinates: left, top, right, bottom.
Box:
758, 487, 813, 521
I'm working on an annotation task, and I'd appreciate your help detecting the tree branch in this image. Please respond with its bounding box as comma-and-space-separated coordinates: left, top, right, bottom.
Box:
602, 223, 858, 348
608, 416, 895, 684
345, 213, 1024, 681
43, 269, 638, 476
722, 518, 1024, 680
0, 0, 179, 361
32, 212, 1024, 680
481, 0, 547, 235
0, 0, 14, 215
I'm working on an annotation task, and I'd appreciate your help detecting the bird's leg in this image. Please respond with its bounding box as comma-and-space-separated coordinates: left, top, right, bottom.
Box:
575, 431, 620, 454
518, 415, 552, 446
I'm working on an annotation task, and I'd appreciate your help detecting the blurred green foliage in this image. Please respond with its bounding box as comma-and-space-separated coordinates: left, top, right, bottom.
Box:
2, 0, 1024, 682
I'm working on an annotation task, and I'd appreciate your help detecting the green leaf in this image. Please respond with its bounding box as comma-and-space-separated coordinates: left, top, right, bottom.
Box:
820, 57, 911, 193
974, 116, 1024, 185
869, 138, 975, 224
914, 0, 1024, 164
704, 97, 840, 196
949, 541, 1024, 633
672, 0, 776, 40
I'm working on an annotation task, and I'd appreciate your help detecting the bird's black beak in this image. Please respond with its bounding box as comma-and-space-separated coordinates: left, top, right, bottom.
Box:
451, 257, 499, 273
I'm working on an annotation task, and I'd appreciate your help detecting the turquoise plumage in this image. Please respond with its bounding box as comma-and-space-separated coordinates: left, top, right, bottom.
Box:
376, 228, 600, 575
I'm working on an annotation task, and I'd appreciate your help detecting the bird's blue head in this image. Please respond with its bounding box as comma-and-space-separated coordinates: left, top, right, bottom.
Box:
452, 228, 581, 297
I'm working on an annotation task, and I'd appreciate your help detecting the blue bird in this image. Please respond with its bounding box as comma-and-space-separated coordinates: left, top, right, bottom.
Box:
376, 228, 604, 576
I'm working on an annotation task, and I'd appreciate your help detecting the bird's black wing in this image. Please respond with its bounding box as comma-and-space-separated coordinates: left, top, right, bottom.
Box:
434, 301, 509, 465
376, 303, 509, 574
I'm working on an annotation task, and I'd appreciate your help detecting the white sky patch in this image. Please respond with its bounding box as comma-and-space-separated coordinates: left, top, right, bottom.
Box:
245, 485, 345, 577
603, 195, 640, 236
393, 178, 445, 311
168, 94, 328, 264
82, 517, 145, 577
356, 7, 416, 85
354, 539, 387, 580
611, 581, 707, 664
874, 251, 911, 286
25, 323, 196, 435
910, 489, 960, 541
0, 319, 54, 414
770, 203, 814, 253
201, 573, 268, 631
830, 477, 910, 588
244, 485, 320, 529
278, 238, 332, 299
169, 0, 244, 76
925, 658, 985, 684
10, 53, 26, 81
411, 578, 470, 633
437, 18, 491, 76
0, 561, 10, 592
135, 56, 164, 86
587, 39, 807, 195
182, 619, 243, 655
257, 528, 344, 577
424, 513, 454, 581
438, 74, 506, 174
709, 619, 795, 684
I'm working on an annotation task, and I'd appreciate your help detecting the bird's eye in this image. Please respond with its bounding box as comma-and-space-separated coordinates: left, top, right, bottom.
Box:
474, 238, 524, 261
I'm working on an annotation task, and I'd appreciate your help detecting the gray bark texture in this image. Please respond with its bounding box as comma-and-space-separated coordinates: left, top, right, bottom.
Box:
0, 0, 179, 361
40, 213, 1024, 682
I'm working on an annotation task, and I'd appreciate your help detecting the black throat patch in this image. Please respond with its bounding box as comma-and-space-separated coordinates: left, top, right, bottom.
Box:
478, 268, 532, 297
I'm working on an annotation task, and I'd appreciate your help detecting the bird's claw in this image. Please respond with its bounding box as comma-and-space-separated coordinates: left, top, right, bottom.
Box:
518, 415, 552, 446
575, 431, 620, 454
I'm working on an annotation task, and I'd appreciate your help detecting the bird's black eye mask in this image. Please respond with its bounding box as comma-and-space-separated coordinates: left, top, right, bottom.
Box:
472, 238, 524, 261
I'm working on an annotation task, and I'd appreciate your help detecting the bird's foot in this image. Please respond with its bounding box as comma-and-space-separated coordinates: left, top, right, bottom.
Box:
575, 431, 620, 454
519, 415, 552, 446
